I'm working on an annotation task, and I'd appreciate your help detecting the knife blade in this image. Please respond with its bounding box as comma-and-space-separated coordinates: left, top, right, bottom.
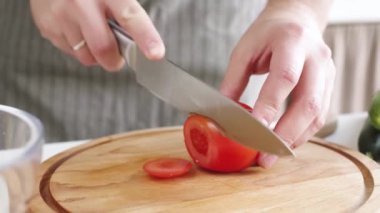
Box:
108, 20, 294, 157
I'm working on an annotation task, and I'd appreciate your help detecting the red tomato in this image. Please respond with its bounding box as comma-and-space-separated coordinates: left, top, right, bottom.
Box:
183, 103, 259, 172
143, 158, 193, 178
238, 102, 253, 113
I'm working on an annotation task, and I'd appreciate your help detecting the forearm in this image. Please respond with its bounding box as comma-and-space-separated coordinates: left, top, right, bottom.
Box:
264, 0, 334, 31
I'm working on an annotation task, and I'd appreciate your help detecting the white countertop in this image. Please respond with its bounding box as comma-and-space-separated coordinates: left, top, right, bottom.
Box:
324, 112, 367, 150
41, 112, 368, 161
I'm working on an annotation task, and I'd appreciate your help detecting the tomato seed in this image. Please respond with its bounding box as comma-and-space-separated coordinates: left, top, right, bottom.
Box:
190, 128, 208, 155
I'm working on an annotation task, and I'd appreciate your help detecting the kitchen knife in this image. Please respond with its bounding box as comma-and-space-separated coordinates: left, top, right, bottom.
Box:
108, 20, 294, 157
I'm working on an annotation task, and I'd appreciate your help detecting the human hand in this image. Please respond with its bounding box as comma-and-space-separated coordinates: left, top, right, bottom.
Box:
30, 0, 165, 71
220, 1, 336, 168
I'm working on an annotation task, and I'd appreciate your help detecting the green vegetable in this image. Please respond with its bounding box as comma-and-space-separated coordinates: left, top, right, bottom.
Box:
369, 90, 380, 130
358, 120, 380, 161
358, 91, 380, 162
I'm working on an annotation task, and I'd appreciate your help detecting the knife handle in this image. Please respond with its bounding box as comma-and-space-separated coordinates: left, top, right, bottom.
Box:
108, 19, 136, 66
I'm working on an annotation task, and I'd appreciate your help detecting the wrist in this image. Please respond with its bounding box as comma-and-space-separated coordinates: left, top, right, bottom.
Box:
264, 0, 332, 32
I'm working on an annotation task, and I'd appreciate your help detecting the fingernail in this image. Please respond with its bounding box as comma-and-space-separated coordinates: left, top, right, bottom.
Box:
258, 153, 278, 169
147, 41, 164, 59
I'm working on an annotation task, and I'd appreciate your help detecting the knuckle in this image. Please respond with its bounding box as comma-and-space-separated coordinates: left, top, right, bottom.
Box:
118, 4, 144, 26
279, 68, 298, 85
35, 13, 62, 40
52, 0, 85, 20
265, 102, 281, 114
283, 22, 304, 39
318, 44, 332, 59
256, 100, 281, 123
304, 98, 322, 116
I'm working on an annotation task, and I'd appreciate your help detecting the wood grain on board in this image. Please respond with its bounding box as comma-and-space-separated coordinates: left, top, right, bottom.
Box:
28, 127, 380, 212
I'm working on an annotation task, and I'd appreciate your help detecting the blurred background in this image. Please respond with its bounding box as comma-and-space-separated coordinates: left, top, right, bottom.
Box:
325, 0, 380, 114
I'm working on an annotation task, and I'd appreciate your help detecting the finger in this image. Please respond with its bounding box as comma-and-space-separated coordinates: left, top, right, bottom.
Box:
257, 153, 279, 170
276, 57, 327, 145
252, 42, 305, 126
219, 50, 254, 101
257, 56, 328, 169
292, 58, 336, 149
75, 1, 125, 71
219, 28, 272, 100
36, 15, 74, 57
49, 36, 75, 57
106, 0, 165, 60
62, 21, 97, 66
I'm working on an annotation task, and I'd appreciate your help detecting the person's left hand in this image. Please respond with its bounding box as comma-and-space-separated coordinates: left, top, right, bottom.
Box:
220, 2, 336, 168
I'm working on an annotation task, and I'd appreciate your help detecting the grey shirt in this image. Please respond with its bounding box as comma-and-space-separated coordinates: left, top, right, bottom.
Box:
0, 0, 266, 142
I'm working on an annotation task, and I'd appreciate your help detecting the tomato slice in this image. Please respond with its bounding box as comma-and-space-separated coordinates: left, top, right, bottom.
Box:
143, 158, 193, 178
183, 102, 259, 172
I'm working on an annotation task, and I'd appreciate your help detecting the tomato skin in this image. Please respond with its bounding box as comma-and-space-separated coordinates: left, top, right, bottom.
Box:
238, 102, 253, 113
183, 103, 259, 172
143, 158, 193, 178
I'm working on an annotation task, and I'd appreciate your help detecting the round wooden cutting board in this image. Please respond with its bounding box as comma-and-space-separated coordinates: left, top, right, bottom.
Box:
28, 127, 380, 212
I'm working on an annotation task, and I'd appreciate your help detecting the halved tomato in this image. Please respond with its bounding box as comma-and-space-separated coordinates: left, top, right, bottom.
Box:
183, 103, 259, 172
143, 158, 193, 178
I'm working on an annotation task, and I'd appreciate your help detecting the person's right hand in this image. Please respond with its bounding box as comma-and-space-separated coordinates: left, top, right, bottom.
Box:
30, 0, 165, 71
